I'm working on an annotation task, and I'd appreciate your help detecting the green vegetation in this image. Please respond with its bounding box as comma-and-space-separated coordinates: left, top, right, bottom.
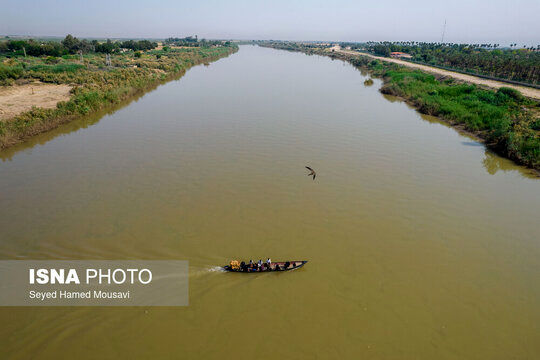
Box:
261, 42, 540, 170
0, 35, 237, 148
273, 40, 540, 85
165, 36, 232, 48
380, 70, 538, 168
0, 35, 159, 58
352, 42, 539, 85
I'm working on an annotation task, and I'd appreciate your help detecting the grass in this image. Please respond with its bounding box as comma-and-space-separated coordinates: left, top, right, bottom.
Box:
27, 63, 86, 73
263, 43, 540, 170
0, 45, 238, 147
379, 68, 539, 168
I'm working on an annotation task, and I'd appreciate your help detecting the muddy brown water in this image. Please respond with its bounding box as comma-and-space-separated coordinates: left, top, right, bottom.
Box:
1, 45, 539, 359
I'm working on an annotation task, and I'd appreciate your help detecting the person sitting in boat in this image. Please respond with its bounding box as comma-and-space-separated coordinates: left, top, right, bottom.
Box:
284, 261, 291, 269
266, 258, 271, 267
249, 260, 253, 269
274, 263, 280, 271
240, 261, 246, 271
230, 260, 240, 270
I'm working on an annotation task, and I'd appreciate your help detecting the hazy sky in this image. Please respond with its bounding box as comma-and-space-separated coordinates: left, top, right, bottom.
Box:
1, 0, 539, 44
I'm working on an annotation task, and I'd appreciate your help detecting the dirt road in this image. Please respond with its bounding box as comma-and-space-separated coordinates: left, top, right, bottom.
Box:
335, 49, 540, 100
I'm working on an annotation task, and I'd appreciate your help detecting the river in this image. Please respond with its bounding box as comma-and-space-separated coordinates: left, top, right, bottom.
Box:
1, 45, 539, 359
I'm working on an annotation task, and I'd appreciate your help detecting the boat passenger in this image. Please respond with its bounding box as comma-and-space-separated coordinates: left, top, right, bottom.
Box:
266, 258, 271, 266
249, 260, 253, 269
274, 264, 280, 271
284, 261, 290, 269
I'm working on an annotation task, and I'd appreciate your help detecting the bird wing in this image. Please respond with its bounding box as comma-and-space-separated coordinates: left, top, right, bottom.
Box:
313, 173, 316, 180
306, 166, 314, 172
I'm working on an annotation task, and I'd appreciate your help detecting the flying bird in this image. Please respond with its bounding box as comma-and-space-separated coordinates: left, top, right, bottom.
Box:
305, 166, 316, 180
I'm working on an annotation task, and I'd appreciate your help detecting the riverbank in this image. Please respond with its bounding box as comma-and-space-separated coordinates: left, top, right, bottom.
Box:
260, 43, 540, 172
336, 48, 540, 100
0, 45, 237, 149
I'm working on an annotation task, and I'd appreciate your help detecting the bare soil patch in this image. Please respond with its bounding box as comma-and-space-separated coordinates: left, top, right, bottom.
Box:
0, 82, 72, 120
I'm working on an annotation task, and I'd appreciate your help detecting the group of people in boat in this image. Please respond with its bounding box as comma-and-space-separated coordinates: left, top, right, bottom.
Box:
229, 259, 295, 272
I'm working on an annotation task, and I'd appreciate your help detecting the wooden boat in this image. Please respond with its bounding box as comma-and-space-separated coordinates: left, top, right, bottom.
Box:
224, 261, 308, 273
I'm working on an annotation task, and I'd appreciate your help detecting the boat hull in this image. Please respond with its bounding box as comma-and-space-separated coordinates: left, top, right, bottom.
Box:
224, 261, 308, 273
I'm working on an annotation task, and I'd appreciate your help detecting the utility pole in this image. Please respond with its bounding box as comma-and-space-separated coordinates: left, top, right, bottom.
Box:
441, 19, 447, 43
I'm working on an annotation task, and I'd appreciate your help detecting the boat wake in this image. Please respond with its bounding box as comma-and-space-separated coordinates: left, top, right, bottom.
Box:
188, 266, 226, 278
207, 266, 226, 273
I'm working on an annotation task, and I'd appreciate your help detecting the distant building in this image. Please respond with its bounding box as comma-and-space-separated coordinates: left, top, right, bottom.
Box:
390, 52, 412, 59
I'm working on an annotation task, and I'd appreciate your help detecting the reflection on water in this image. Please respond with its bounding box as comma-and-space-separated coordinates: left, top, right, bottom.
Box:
461, 141, 484, 146
381, 93, 402, 103
386, 99, 538, 178
1, 109, 107, 162
482, 150, 533, 176
0, 71, 192, 162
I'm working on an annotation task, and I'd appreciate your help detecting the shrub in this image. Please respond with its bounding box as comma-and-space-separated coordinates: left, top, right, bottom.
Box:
0, 64, 24, 81
44, 56, 59, 64
497, 87, 524, 102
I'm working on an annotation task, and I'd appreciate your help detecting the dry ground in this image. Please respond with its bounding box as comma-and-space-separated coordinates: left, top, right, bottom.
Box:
0, 82, 72, 120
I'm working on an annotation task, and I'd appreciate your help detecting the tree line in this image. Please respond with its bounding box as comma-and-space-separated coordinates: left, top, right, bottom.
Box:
0, 35, 158, 57
350, 41, 540, 85
164, 35, 230, 47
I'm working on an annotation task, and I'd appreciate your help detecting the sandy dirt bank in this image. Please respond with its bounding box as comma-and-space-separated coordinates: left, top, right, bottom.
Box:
0, 82, 72, 120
